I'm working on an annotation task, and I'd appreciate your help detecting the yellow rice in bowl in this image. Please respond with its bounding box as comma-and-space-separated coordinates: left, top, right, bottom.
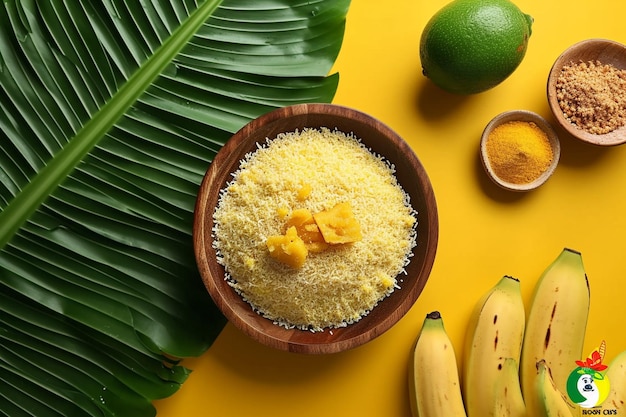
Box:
212, 127, 417, 331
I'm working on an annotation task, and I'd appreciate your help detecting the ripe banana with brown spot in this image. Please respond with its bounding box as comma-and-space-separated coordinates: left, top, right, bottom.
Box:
492, 357, 526, 417
600, 349, 626, 412
409, 311, 467, 417
463, 275, 526, 417
520, 248, 589, 417
536, 359, 577, 417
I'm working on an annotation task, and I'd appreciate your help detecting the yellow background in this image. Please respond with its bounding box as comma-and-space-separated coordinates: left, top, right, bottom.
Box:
156, 0, 626, 415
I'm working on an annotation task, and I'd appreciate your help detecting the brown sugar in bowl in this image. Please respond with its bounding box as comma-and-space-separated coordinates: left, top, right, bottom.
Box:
547, 38, 626, 146
193, 103, 439, 354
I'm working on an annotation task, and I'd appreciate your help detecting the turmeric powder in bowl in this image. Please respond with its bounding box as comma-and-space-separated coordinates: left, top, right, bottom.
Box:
480, 110, 560, 191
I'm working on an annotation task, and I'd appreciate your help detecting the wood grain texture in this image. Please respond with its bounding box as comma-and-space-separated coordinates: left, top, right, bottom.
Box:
547, 38, 626, 146
193, 103, 438, 354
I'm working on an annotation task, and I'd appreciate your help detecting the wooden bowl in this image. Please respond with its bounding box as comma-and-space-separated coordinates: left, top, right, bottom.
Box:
480, 110, 560, 191
193, 103, 438, 354
547, 38, 626, 146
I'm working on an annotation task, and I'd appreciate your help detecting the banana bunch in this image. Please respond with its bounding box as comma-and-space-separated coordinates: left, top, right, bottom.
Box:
408, 248, 600, 417
409, 311, 467, 417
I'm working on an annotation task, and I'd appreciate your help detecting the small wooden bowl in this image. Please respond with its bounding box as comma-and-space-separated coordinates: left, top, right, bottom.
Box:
480, 110, 560, 191
547, 38, 626, 146
193, 104, 438, 354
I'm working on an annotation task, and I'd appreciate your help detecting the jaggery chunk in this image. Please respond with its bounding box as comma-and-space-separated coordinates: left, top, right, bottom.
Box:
297, 183, 312, 201
313, 202, 363, 244
266, 226, 308, 268
285, 209, 328, 253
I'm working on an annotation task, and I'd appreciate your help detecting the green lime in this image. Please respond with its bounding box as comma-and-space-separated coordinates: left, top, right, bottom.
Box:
420, 0, 533, 95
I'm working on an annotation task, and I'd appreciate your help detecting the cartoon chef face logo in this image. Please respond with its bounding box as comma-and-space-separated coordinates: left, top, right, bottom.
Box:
566, 341, 611, 408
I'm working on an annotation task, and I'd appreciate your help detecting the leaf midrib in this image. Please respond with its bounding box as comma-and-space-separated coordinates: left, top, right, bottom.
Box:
0, 0, 224, 250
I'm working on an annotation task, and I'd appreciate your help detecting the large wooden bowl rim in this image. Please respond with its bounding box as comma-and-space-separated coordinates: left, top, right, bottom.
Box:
193, 103, 438, 354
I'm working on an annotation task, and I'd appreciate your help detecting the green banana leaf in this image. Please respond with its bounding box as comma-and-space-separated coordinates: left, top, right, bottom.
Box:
0, 0, 349, 416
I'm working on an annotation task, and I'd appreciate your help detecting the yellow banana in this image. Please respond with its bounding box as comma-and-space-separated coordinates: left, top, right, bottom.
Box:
600, 349, 626, 412
463, 275, 526, 417
536, 360, 577, 417
409, 311, 467, 417
493, 357, 526, 417
520, 248, 589, 417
